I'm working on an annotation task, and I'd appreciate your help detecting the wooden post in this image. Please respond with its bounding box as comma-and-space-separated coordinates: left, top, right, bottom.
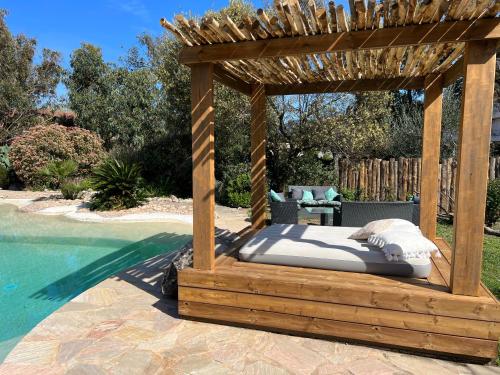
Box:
451, 41, 497, 296
420, 74, 443, 240
250, 84, 267, 230
191, 63, 215, 271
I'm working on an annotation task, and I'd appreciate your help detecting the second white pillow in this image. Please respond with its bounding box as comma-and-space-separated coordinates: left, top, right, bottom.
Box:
368, 231, 440, 261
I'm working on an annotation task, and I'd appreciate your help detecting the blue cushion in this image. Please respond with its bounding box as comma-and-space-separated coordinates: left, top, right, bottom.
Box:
325, 187, 339, 201
302, 190, 314, 201
269, 189, 284, 202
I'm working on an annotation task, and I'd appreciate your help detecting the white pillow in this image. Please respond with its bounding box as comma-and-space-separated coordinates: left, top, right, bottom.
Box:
348, 219, 418, 240
368, 231, 440, 261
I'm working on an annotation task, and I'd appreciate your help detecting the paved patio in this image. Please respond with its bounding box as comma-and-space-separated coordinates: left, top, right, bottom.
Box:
1, 244, 498, 375
0, 195, 498, 374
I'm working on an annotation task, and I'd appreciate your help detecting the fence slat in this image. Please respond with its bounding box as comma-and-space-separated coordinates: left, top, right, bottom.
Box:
334, 157, 497, 214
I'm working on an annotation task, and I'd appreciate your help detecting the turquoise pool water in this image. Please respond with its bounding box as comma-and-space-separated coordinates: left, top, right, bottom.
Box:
0, 204, 192, 362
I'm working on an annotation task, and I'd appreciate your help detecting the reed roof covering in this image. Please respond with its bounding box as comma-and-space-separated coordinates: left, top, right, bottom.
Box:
161, 0, 499, 89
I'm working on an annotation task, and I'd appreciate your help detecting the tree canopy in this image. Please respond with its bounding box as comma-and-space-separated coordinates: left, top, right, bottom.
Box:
0, 9, 63, 144
2, 1, 497, 199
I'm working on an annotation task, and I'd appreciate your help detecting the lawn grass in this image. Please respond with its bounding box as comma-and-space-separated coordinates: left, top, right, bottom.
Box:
437, 222, 500, 299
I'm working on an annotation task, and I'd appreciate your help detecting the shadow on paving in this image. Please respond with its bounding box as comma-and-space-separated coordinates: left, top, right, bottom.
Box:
30, 232, 192, 302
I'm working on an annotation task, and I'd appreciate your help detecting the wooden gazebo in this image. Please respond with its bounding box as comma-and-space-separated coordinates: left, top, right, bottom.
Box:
162, 0, 500, 361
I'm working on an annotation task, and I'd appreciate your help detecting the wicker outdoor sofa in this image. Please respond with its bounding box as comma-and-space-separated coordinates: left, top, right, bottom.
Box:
269, 185, 343, 225
341, 201, 420, 226
270, 196, 420, 227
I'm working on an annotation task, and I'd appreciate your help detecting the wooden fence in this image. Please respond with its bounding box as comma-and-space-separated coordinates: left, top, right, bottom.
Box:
337, 157, 500, 214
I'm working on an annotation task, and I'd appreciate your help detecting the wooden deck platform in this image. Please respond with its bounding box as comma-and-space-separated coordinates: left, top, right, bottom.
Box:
178, 230, 499, 362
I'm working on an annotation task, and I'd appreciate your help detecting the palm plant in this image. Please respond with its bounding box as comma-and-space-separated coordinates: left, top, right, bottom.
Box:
90, 158, 147, 210
39, 160, 78, 188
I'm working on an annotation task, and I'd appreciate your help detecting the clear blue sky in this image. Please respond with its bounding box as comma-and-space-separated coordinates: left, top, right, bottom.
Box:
2, 0, 267, 68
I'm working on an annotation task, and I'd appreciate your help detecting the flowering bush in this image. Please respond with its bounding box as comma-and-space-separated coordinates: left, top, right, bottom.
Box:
9, 125, 105, 188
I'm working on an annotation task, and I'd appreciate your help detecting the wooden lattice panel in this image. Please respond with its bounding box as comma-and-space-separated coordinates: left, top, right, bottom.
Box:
160, 0, 498, 85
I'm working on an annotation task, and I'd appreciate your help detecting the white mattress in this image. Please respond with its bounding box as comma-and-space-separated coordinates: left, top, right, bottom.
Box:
239, 224, 432, 278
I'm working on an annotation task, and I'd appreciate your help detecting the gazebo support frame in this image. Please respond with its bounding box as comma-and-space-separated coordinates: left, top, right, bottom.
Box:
182, 22, 500, 361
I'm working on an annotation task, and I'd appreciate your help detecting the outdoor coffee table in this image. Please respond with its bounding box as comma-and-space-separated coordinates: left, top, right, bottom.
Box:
302, 206, 335, 226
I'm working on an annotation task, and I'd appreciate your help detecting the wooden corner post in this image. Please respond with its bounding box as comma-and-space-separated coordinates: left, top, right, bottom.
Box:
191, 63, 215, 271
451, 41, 497, 296
420, 74, 444, 240
250, 84, 267, 230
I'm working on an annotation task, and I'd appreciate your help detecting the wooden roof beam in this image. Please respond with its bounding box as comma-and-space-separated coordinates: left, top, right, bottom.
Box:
179, 18, 499, 64
443, 57, 464, 87
213, 65, 253, 96
264, 76, 425, 95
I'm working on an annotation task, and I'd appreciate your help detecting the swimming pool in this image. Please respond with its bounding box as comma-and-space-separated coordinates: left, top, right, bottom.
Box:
0, 204, 192, 362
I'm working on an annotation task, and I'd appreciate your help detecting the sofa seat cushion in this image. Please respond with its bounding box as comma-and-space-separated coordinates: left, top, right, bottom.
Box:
316, 200, 342, 207
298, 200, 341, 207
239, 224, 431, 278
298, 199, 319, 207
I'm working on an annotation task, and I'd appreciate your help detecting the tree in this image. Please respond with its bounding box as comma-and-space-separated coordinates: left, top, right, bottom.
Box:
138, 32, 251, 196
65, 44, 113, 147
65, 1, 255, 197
266, 91, 393, 190
267, 94, 343, 189
387, 82, 462, 159
0, 9, 63, 144
332, 92, 393, 158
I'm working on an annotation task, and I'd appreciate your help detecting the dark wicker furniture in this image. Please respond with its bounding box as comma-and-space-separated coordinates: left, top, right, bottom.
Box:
270, 185, 342, 225
269, 201, 299, 225
340, 201, 418, 227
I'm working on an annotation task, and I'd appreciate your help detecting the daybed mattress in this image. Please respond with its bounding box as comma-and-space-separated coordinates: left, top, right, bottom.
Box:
238, 224, 432, 278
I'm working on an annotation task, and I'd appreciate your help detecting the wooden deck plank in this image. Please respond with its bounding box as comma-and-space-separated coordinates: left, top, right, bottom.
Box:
435, 237, 498, 301
215, 226, 255, 267
230, 258, 438, 288
178, 231, 499, 360
180, 287, 500, 340
179, 268, 499, 322
180, 301, 499, 359
428, 257, 448, 287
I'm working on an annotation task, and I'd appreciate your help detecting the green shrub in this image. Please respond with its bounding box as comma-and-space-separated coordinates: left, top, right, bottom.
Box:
0, 165, 8, 189
61, 180, 85, 200
78, 178, 93, 191
225, 172, 251, 208
485, 179, 500, 227
218, 163, 252, 208
9, 124, 105, 188
39, 160, 78, 189
384, 187, 397, 202
0, 146, 12, 189
90, 158, 147, 211
339, 188, 356, 201
0, 146, 10, 170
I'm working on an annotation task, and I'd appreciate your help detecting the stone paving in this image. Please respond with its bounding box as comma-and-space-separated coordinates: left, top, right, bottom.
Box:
0, 193, 498, 374
1, 247, 498, 375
